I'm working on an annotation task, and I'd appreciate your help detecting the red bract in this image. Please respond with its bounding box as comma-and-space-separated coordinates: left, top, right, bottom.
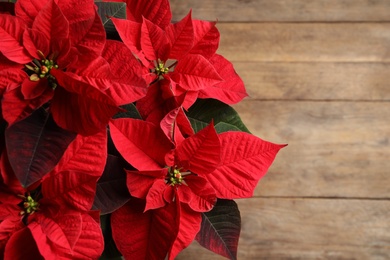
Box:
0, 0, 121, 135
0, 166, 104, 259
112, 0, 248, 122
109, 111, 285, 259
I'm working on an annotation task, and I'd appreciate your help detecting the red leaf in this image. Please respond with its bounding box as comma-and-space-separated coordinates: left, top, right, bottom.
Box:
207, 132, 286, 199
175, 123, 220, 174
126, 169, 167, 199
50, 71, 120, 135
111, 199, 178, 260
160, 107, 194, 145
0, 14, 31, 63
199, 54, 248, 104
140, 17, 170, 61
22, 28, 49, 61
169, 203, 202, 260
65, 212, 104, 259
14, 0, 48, 27
166, 11, 194, 60
190, 20, 220, 59
145, 179, 167, 211
0, 67, 25, 93
31, 0, 69, 49
170, 54, 222, 91
109, 118, 172, 170
102, 40, 148, 105
1, 85, 53, 126
177, 175, 217, 212
124, 0, 172, 29
50, 130, 107, 177
42, 171, 99, 211
111, 18, 148, 65
4, 227, 44, 260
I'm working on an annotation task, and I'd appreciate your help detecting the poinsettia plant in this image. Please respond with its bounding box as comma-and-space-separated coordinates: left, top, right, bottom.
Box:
0, 0, 286, 259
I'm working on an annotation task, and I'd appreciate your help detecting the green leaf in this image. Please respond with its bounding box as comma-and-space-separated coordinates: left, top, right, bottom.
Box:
100, 214, 123, 260
113, 103, 142, 120
196, 199, 241, 260
95, 2, 126, 40
186, 99, 250, 134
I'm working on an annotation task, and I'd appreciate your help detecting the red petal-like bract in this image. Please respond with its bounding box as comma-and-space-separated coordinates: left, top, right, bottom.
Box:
31, 0, 69, 50
50, 69, 120, 136
170, 54, 223, 91
102, 40, 148, 105
0, 14, 31, 64
42, 171, 99, 211
168, 203, 202, 260
50, 129, 107, 177
206, 132, 286, 199
165, 11, 194, 60
109, 118, 172, 170
160, 107, 194, 145
190, 20, 220, 59
198, 54, 248, 104
4, 227, 43, 259
140, 17, 170, 62
124, 0, 172, 29
111, 199, 178, 260
175, 123, 220, 174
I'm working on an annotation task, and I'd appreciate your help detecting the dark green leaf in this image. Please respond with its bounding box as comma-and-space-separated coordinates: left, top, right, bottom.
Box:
196, 199, 241, 260
95, 2, 126, 40
100, 214, 123, 260
113, 103, 142, 120
186, 99, 250, 134
5, 108, 76, 187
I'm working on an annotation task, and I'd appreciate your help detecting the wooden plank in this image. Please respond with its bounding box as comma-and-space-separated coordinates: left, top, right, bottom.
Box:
177, 198, 390, 259
215, 23, 390, 62
171, 0, 390, 22
232, 101, 390, 198
234, 62, 390, 100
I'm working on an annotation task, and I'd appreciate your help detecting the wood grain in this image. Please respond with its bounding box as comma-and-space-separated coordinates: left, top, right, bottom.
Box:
177, 198, 390, 259
233, 100, 390, 198
233, 62, 390, 101
216, 23, 390, 62
171, 0, 390, 22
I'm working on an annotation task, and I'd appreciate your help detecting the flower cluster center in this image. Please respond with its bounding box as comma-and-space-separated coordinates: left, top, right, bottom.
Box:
19, 195, 40, 216
25, 50, 59, 89
154, 61, 169, 76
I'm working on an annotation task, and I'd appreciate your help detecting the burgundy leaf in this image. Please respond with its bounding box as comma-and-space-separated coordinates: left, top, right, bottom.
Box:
93, 155, 131, 214
5, 109, 76, 187
196, 199, 241, 260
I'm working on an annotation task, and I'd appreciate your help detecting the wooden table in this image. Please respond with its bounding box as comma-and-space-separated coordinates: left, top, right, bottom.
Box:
172, 0, 390, 259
